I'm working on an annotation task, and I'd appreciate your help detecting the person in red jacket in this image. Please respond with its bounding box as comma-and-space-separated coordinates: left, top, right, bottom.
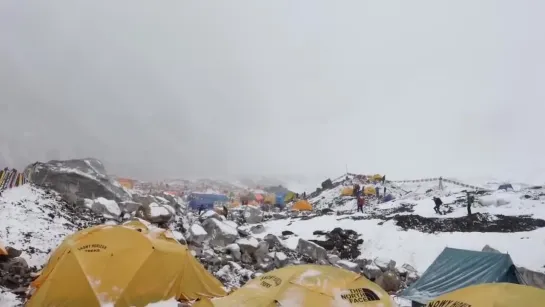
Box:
357, 195, 365, 213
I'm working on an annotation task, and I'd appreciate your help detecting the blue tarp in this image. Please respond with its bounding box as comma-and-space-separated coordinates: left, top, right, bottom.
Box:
188, 193, 229, 210
188, 199, 215, 210
188, 193, 229, 202
275, 194, 285, 205
401, 247, 521, 305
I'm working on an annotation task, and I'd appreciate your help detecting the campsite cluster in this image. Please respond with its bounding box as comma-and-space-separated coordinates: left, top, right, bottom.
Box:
2, 157, 545, 306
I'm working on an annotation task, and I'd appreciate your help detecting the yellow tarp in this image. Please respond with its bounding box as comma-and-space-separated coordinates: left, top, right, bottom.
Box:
364, 186, 376, 195
341, 187, 354, 196
0, 241, 7, 256
229, 201, 241, 208
28, 222, 226, 307
425, 283, 545, 307
293, 200, 312, 211
194, 264, 394, 307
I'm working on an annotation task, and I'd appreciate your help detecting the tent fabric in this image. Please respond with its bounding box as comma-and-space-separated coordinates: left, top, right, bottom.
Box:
371, 174, 383, 181
189, 199, 215, 210
284, 191, 296, 202
292, 200, 312, 211
254, 194, 264, 201
401, 247, 521, 305
193, 264, 394, 307
0, 241, 7, 255
28, 223, 226, 307
364, 186, 376, 195
275, 194, 285, 205
263, 194, 276, 204
341, 187, 354, 196
425, 283, 545, 307
189, 193, 229, 202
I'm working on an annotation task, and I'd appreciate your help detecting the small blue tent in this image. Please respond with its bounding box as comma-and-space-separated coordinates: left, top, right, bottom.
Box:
401, 247, 522, 306
275, 193, 286, 208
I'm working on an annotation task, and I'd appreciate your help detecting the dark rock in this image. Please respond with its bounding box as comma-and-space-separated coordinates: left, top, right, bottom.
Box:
24, 158, 131, 202
281, 230, 294, 236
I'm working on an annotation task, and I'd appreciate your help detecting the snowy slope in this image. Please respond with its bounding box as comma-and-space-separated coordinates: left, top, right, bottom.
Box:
258, 178, 545, 274
0, 185, 103, 267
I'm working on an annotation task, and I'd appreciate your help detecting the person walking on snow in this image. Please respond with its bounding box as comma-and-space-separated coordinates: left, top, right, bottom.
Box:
222, 205, 229, 219
357, 195, 364, 213
198, 204, 205, 215
433, 197, 443, 214
466, 192, 474, 216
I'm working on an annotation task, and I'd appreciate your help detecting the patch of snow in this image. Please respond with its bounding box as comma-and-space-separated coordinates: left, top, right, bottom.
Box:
0, 289, 20, 307
95, 197, 121, 216
190, 224, 207, 236
236, 237, 259, 248
149, 203, 169, 217
0, 185, 76, 267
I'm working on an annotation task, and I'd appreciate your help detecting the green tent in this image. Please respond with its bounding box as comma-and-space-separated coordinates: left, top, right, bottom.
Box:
401, 247, 522, 306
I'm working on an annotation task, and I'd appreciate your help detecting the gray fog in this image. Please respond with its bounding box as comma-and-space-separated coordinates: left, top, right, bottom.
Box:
1, 1, 545, 183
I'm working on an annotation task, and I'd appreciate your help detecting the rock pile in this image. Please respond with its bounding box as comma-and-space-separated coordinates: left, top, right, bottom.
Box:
394, 213, 545, 233
0, 246, 36, 300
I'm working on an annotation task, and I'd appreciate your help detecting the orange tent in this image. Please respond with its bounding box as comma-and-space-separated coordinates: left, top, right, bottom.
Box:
0, 241, 8, 256
292, 200, 312, 211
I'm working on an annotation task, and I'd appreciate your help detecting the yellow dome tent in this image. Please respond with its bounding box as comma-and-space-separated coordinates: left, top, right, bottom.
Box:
371, 174, 382, 182
27, 223, 226, 307
194, 264, 394, 307
364, 186, 376, 196
425, 283, 545, 307
341, 187, 354, 196
292, 199, 312, 211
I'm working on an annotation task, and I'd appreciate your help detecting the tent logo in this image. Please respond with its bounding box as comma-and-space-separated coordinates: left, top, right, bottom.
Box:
340, 288, 380, 303
77, 244, 108, 253
427, 300, 471, 307
259, 275, 282, 288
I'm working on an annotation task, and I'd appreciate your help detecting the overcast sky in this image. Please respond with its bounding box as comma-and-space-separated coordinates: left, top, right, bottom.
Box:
1, 1, 544, 183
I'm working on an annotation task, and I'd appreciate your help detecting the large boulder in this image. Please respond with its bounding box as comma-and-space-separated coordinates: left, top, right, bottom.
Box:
202, 218, 239, 247
243, 206, 263, 224
296, 239, 327, 262
135, 202, 174, 224
24, 158, 131, 202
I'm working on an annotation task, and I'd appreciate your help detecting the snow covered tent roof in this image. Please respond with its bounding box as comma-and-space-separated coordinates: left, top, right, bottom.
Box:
400, 247, 522, 305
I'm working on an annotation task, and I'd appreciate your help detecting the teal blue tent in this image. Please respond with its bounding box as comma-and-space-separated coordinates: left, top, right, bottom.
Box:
401, 247, 522, 306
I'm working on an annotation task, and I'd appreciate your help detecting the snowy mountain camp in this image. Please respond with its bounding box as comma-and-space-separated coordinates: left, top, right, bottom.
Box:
1, 160, 545, 306
3, 2, 545, 307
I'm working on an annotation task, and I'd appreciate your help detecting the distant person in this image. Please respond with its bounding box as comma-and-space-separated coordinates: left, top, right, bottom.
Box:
466, 192, 474, 216
382, 175, 386, 184
383, 187, 387, 195
222, 205, 229, 219
353, 184, 361, 196
356, 195, 364, 213
433, 197, 443, 214
302, 192, 307, 199
375, 186, 380, 198
198, 204, 205, 215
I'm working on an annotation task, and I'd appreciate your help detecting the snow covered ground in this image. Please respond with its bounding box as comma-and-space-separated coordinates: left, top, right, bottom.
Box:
256, 178, 545, 274
2, 177, 545, 307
